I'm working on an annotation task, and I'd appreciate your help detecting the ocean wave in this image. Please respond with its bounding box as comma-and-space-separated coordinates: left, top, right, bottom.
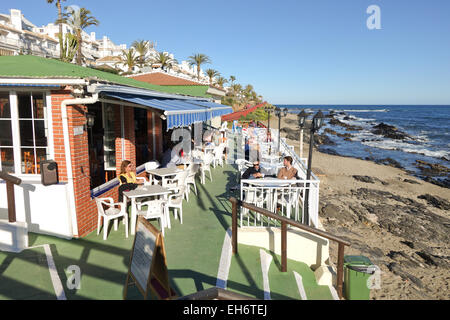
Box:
342, 109, 389, 113
360, 139, 449, 159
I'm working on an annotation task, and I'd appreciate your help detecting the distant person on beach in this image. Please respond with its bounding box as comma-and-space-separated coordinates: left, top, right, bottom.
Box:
277, 156, 298, 180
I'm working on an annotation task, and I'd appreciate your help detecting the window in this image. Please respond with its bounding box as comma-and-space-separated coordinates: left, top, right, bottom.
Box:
0, 93, 14, 173
103, 103, 116, 170
17, 93, 49, 174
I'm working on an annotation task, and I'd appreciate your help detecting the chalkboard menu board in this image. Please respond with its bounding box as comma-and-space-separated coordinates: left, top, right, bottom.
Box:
123, 216, 176, 300
130, 221, 157, 290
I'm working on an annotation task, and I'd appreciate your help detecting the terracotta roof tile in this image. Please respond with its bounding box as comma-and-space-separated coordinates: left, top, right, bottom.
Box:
130, 71, 204, 86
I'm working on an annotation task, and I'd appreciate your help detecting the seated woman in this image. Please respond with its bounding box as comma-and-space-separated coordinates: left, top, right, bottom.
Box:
118, 160, 145, 202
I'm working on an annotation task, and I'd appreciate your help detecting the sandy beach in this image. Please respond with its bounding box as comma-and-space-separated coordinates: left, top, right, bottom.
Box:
271, 113, 450, 300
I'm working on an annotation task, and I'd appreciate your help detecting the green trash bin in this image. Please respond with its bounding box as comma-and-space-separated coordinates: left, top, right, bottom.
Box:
344, 255, 378, 300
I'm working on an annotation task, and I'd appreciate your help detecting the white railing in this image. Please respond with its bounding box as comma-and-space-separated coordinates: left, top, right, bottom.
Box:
0, 37, 59, 58
226, 127, 320, 227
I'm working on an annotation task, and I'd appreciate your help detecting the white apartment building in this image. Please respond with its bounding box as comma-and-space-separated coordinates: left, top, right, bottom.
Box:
0, 9, 59, 58
0, 8, 127, 65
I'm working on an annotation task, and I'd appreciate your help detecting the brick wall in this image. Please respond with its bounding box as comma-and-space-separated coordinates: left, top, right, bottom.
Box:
50, 94, 152, 238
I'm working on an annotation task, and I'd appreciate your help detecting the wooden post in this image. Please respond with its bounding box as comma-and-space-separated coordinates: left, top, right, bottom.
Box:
281, 221, 287, 272
231, 198, 238, 255
336, 243, 345, 299
6, 181, 16, 223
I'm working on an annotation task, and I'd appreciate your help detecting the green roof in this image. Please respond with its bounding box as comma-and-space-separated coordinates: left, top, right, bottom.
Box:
0, 55, 210, 98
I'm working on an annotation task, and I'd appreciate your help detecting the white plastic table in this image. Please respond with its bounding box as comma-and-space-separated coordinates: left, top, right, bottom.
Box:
147, 167, 182, 186
123, 185, 173, 235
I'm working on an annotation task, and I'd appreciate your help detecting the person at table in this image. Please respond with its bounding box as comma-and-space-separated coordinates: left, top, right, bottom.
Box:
277, 156, 298, 180
242, 161, 264, 179
160, 143, 183, 168
118, 160, 145, 202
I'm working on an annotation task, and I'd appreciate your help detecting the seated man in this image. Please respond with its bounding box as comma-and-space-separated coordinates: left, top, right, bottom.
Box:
277, 156, 298, 180
160, 146, 183, 168
242, 161, 264, 180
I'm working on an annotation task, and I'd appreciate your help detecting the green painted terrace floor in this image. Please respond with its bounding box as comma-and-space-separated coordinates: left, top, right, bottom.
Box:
0, 164, 333, 300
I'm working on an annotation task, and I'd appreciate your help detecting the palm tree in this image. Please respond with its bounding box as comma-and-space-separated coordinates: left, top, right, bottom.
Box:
47, 0, 66, 60
187, 54, 211, 80
205, 69, 220, 85
59, 6, 99, 65
229, 75, 236, 85
117, 48, 139, 73
151, 52, 178, 71
61, 32, 78, 63
132, 40, 149, 67
215, 76, 228, 88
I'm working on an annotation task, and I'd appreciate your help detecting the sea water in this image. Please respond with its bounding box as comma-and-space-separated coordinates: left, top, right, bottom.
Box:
276, 105, 450, 186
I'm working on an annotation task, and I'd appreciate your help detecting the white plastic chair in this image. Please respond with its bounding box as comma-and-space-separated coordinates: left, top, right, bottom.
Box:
95, 197, 128, 240
166, 186, 186, 224
235, 159, 252, 174
212, 144, 225, 168
200, 152, 214, 184
136, 199, 168, 236
144, 161, 160, 184
163, 169, 189, 194
185, 163, 200, 200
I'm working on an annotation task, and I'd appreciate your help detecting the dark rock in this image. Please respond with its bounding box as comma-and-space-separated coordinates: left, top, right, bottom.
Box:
371, 123, 412, 140
353, 175, 375, 183
351, 188, 450, 245
352, 176, 388, 185
324, 128, 337, 135
417, 194, 450, 210
328, 118, 363, 131
387, 250, 408, 260
337, 133, 354, 139
400, 240, 415, 249
415, 251, 439, 267
415, 160, 450, 175
314, 134, 336, 146
375, 158, 404, 169
387, 263, 424, 288
319, 148, 340, 156
404, 179, 421, 185
422, 177, 450, 189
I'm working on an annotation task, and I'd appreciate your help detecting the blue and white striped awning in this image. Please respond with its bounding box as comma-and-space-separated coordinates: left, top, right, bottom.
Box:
186, 100, 233, 118
102, 92, 232, 130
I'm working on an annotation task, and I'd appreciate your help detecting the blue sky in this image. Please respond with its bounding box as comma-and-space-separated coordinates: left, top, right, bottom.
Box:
2, 0, 450, 104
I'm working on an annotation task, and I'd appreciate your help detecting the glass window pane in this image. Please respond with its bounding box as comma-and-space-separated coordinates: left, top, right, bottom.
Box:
0, 147, 14, 173
19, 120, 34, 146
34, 120, 48, 147
33, 93, 45, 119
18, 93, 32, 118
35, 148, 48, 174
21, 148, 36, 174
0, 93, 11, 118
0, 120, 12, 146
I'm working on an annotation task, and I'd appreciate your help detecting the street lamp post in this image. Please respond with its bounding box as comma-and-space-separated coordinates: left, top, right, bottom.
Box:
264, 105, 274, 143
303, 110, 324, 226
275, 107, 288, 153
297, 109, 308, 159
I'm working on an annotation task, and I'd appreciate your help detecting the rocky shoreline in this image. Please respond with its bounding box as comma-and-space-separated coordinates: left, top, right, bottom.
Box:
277, 111, 450, 188
271, 113, 450, 300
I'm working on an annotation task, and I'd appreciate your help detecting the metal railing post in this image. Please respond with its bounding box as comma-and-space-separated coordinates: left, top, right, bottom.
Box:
281, 221, 287, 272
231, 198, 238, 255
337, 243, 345, 299
0, 171, 22, 223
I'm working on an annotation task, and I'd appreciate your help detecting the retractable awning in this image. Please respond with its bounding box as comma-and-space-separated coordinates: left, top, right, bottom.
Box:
186, 100, 233, 118
101, 92, 230, 129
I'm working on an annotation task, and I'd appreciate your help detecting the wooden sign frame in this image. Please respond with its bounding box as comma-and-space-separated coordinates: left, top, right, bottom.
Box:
123, 216, 177, 300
